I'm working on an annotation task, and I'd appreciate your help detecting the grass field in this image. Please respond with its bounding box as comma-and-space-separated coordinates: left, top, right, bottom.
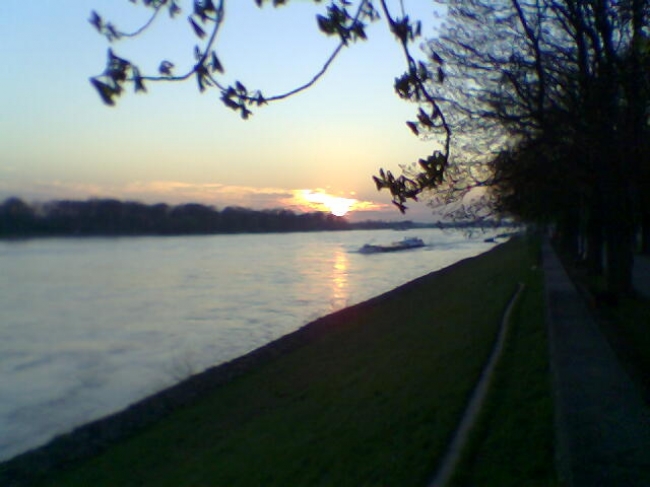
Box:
589, 288, 650, 401
451, 246, 557, 486
560, 253, 650, 401
8, 237, 554, 486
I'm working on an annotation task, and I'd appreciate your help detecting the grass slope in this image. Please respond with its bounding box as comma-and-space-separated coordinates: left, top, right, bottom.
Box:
451, 243, 557, 486
27, 238, 542, 486
586, 291, 650, 402
559, 251, 650, 401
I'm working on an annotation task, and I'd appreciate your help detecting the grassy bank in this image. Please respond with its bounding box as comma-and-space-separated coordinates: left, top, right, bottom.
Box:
451, 244, 557, 486
585, 291, 650, 402
13, 238, 548, 486
602, 296, 650, 397
559, 253, 650, 400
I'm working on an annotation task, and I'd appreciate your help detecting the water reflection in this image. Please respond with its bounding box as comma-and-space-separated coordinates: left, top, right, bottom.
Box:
330, 247, 349, 310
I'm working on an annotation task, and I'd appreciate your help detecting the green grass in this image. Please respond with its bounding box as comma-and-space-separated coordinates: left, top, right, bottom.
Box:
559, 250, 650, 399
450, 240, 557, 486
26, 238, 544, 487
599, 295, 650, 396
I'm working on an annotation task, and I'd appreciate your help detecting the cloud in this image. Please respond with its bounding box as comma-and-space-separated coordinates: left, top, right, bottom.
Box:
120, 181, 297, 209
0, 180, 108, 202
288, 189, 387, 215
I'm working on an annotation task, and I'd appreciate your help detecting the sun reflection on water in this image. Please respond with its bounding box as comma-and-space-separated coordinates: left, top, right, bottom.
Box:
330, 248, 349, 311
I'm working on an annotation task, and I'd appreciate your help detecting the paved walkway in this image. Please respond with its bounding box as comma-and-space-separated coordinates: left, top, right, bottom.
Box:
543, 241, 650, 486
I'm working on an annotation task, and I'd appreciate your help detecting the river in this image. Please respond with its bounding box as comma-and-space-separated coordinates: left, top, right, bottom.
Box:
0, 228, 499, 461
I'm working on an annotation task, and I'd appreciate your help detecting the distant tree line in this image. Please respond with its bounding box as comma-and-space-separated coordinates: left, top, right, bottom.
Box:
0, 197, 352, 237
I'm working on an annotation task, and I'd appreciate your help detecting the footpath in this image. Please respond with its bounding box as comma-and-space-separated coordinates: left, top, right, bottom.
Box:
542, 240, 650, 486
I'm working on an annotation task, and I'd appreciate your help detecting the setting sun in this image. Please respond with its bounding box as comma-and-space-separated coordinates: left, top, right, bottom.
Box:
326, 198, 353, 217
297, 190, 357, 217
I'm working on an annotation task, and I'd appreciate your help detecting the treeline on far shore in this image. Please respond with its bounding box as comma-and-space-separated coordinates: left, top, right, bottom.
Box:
0, 197, 353, 237
0, 197, 513, 238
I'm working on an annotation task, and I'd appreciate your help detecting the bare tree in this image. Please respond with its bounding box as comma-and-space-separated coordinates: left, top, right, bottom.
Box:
427, 0, 649, 295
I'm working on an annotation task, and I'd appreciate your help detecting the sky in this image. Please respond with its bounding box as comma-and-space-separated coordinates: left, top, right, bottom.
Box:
0, 1, 447, 222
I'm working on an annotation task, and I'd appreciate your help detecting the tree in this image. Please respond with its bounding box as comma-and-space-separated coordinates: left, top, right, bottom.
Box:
89, 0, 452, 213
427, 0, 650, 296
0, 197, 36, 235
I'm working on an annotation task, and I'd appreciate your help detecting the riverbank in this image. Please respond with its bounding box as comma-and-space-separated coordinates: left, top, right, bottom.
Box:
1, 237, 552, 486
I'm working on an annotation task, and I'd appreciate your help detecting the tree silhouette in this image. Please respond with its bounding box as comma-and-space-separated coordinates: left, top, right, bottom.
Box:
427, 0, 649, 296
89, 0, 451, 212
0, 198, 351, 237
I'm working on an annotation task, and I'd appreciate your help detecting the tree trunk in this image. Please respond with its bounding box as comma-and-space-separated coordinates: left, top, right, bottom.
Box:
642, 211, 650, 254
605, 221, 635, 297
586, 214, 604, 276
559, 212, 581, 261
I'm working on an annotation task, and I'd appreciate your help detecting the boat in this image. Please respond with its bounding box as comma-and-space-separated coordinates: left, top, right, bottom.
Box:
359, 237, 425, 254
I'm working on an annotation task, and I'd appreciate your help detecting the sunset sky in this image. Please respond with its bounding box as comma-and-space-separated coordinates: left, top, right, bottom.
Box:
1, 1, 447, 221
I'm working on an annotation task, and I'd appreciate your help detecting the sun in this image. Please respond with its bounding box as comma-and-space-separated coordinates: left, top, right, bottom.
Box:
299, 190, 356, 217
327, 198, 353, 217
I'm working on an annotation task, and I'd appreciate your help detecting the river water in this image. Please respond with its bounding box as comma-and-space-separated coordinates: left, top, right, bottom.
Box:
0, 228, 498, 461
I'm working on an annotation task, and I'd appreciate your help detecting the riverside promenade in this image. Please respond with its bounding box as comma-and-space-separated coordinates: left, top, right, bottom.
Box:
542, 241, 650, 486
